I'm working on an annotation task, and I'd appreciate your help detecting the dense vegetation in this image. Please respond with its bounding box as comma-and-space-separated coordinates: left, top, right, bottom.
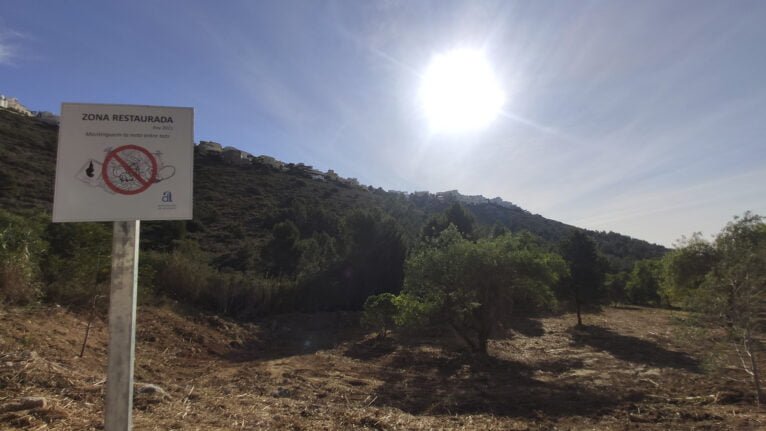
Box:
0, 108, 666, 318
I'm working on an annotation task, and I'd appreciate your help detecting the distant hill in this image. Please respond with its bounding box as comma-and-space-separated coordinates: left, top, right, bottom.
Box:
0, 108, 665, 271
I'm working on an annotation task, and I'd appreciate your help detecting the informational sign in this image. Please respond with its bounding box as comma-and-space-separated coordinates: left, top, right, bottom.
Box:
53, 103, 193, 222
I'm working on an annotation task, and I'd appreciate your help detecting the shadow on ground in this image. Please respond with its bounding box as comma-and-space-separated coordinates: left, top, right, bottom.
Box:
344, 336, 398, 360
371, 349, 629, 417
611, 305, 644, 311
224, 312, 366, 362
505, 316, 545, 338
571, 325, 700, 372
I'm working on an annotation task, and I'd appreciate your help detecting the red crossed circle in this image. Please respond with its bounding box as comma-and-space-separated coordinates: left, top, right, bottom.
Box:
101, 145, 158, 195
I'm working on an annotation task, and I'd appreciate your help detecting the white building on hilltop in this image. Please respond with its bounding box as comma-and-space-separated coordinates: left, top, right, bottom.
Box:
256, 155, 285, 170
222, 146, 253, 164
0, 95, 33, 117
198, 141, 223, 155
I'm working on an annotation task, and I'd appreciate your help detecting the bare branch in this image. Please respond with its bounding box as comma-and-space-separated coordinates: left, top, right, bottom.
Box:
734, 341, 755, 376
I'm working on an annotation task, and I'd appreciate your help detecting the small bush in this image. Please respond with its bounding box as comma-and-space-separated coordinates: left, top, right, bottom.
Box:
153, 242, 216, 304
41, 222, 111, 306
0, 210, 46, 304
0, 259, 40, 304
218, 274, 297, 319
361, 293, 398, 337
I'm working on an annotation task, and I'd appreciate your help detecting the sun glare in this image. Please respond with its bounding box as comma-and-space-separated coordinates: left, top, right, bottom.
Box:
419, 49, 505, 134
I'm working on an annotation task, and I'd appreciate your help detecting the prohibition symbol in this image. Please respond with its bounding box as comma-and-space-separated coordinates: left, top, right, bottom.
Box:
101, 145, 158, 195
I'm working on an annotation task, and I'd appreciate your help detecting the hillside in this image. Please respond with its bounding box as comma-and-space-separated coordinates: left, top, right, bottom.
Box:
1, 304, 763, 430
0, 109, 58, 212
0, 108, 664, 270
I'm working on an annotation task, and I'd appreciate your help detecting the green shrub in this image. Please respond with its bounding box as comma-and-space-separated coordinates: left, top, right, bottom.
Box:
0, 210, 46, 304
625, 259, 662, 306
216, 273, 300, 318
361, 293, 398, 337
153, 241, 216, 304
41, 222, 111, 306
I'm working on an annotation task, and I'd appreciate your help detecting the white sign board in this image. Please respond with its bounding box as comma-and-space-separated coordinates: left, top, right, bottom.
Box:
53, 103, 193, 221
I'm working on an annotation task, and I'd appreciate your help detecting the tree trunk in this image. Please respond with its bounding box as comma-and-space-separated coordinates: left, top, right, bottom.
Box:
476, 305, 492, 356
477, 335, 488, 355
746, 328, 763, 406
449, 323, 478, 352
477, 324, 490, 355
80, 294, 101, 358
574, 286, 583, 327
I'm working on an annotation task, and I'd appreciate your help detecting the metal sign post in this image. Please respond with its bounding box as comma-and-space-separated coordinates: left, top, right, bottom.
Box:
104, 220, 140, 431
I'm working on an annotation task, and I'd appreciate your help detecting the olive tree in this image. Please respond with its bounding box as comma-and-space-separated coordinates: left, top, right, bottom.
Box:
660, 232, 718, 308
665, 213, 766, 404
401, 226, 564, 354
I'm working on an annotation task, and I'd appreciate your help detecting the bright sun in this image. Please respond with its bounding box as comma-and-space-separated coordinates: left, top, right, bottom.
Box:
419, 49, 505, 134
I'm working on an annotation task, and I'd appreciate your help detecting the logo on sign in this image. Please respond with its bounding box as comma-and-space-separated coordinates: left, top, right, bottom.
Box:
102, 145, 158, 195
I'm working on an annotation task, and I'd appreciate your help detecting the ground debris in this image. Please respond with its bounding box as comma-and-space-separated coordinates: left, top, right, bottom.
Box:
135, 382, 170, 399
0, 396, 47, 413
1, 305, 764, 430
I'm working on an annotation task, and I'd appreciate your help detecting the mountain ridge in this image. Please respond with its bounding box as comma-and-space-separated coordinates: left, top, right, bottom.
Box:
0, 108, 666, 272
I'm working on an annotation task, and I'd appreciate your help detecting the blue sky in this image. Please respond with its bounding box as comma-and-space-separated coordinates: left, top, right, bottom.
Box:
2, 0, 765, 246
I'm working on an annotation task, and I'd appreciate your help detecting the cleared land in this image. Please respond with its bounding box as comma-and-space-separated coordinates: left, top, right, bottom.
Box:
1, 305, 764, 430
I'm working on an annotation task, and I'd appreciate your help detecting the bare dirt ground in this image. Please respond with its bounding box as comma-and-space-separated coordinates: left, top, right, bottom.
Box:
1, 304, 764, 430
